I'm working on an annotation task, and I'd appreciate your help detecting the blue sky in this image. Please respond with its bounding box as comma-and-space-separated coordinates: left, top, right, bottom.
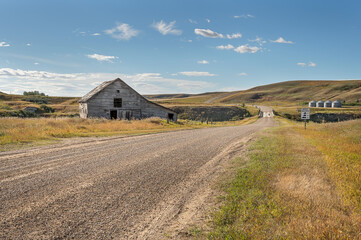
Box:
1, 0, 361, 96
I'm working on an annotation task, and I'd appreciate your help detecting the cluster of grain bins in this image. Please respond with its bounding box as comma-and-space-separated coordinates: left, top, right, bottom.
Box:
308, 100, 342, 108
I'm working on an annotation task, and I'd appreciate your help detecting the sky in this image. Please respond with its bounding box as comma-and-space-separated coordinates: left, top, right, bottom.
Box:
1, 0, 361, 96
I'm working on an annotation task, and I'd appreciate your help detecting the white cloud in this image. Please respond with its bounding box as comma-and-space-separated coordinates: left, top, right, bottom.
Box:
238, 72, 247, 76
195, 29, 242, 39
234, 14, 254, 19
152, 20, 182, 35
34, 62, 39, 65
297, 62, 307, 67
26, 43, 31, 46
0, 68, 77, 80
104, 23, 139, 40
194, 28, 224, 38
249, 37, 267, 46
87, 54, 119, 62
216, 44, 234, 50
206, 19, 211, 23
179, 71, 216, 77
197, 60, 209, 64
0, 42, 10, 47
234, 44, 260, 54
297, 62, 316, 67
271, 37, 294, 44
226, 33, 242, 39
309, 62, 317, 67
0, 68, 214, 96
92, 33, 101, 36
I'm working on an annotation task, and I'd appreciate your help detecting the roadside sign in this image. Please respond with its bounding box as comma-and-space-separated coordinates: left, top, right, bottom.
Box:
301, 108, 310, 120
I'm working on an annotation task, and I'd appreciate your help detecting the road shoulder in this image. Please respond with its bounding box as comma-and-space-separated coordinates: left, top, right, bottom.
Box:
155, 135, 256, 239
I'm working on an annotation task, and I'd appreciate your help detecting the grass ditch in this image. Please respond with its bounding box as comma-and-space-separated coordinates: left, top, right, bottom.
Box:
0, 116, 258, 151
203, 119, 361, 239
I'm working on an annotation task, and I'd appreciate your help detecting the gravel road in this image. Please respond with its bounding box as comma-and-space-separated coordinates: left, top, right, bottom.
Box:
0, 113, 275, 239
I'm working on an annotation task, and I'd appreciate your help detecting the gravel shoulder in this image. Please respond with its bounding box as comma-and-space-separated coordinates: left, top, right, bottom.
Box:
0, 116, 275, 239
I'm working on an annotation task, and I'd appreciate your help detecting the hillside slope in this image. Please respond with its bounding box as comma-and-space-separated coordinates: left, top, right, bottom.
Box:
150, 80, 361, 105
0, 92, 80, 116
218, 80, 361, 104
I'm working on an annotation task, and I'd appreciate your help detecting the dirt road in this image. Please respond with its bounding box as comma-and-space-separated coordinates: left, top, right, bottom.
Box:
0, 114, 275, 239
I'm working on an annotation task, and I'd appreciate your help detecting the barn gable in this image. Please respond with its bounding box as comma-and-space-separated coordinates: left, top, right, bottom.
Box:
79, 78, 177, 121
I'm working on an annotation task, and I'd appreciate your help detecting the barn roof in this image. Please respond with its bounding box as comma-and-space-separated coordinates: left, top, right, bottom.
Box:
78, 79, 116, 103
78, 78, 176, 113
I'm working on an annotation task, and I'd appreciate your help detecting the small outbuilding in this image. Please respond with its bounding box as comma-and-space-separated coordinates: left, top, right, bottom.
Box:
316, 100, 324, 108
309, 100, 316, 107
324, 100, 332, 108
79, 78, 177, 121
332, 100, 342, 108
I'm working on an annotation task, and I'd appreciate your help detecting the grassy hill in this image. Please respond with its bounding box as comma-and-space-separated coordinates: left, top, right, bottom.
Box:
218, 80, 361, 104
150, 80, 361, 106
0, 91, 80, 117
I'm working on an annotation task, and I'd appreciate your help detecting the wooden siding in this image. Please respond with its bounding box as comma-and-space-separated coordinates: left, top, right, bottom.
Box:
79, 79, 177, 121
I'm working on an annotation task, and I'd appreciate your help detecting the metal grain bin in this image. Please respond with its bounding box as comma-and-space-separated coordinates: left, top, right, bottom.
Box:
316, 100, 324, 107
332, 100, 342, 108
324, 100, 332, 108
309, 100, 316, 107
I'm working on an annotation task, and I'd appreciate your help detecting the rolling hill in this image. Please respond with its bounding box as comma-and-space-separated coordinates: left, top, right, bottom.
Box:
149, 80, 361, 105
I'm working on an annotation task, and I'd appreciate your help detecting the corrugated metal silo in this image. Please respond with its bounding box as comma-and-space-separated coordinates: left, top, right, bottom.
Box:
309, 100, 316, 107
324, 100, 332, 108
316, 100, 324, 107
332, 100, 342, 108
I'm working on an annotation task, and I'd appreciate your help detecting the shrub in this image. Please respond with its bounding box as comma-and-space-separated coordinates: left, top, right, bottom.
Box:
40, 104, 55, 113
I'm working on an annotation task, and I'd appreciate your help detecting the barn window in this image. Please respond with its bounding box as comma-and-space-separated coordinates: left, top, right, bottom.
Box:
114, 98, 122, 108
116, 90, 120, 93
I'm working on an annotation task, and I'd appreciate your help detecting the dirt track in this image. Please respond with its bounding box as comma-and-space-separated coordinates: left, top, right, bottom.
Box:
0, 114, 275, 239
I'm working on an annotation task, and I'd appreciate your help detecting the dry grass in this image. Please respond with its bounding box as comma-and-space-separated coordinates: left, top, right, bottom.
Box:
217, 80, 361, 104
207, 119, 361, 239
296, 119, 361, 211
0, 116, 258, 151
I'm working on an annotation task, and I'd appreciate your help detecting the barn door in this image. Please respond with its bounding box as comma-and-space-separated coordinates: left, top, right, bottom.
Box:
125, 111, 132, 120
110, 110, 117, 119
168, 113, 174, 121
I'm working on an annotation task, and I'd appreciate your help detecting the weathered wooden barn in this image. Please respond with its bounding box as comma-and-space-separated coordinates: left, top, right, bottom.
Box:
79, 78, 177, 121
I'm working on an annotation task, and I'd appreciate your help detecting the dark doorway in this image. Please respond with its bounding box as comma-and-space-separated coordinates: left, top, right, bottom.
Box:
125, 111, 132, 120
168, 113, 174, 121
110, 110, 117, 119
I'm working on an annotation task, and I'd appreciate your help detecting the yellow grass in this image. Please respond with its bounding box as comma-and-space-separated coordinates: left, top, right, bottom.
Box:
205, 118, 361, 239
296, 119, 361, 211
0, 116, 258, 151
